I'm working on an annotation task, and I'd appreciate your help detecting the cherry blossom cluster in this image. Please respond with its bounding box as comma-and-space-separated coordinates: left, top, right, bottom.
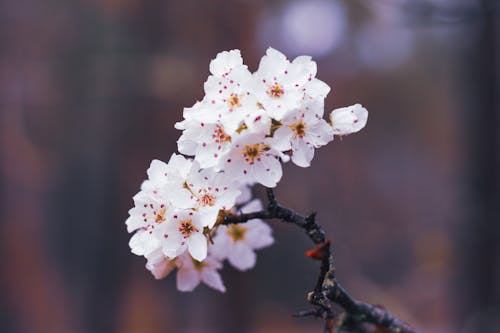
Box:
126, 48, 368, 292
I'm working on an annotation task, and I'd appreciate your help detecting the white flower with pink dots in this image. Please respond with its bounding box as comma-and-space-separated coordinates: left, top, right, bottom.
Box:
329, 104, 369, 136
169, 164, 241, 228
126, 190, 171, 257
176, 119, 235, 169
159, 209, 208, 261
249, 48, 315, 121
219, 132, 288, 188
270, 98, 334, 167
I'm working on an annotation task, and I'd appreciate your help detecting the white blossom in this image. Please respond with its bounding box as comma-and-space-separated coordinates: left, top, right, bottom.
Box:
176, 252, 226, 292
329, 104, 368, 136
160, 209, 208, 261
250, 48, 315, 120
126, 189, 170, 257
176, 119, 234, 169
170, 164, 241, 227
211, 199, 273, 271
271, 98, 333, 167
219, 132, 288, 188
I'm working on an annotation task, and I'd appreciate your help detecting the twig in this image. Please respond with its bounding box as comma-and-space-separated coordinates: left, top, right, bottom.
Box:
224, 188, 416, 333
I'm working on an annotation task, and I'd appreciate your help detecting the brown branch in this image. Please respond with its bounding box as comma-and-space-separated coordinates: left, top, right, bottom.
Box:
224, 187, 417, 333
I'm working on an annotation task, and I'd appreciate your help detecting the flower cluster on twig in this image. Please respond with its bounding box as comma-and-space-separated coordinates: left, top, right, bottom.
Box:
122, 48, 414, 332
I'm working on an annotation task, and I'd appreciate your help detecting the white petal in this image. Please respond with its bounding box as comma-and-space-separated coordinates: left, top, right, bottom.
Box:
228, 243, 256, 271
147, 159, 169, 185
269, 126, 293, 151
254, 156, 282, 188
209, 49, 244, 76
307, 119, 334, 147
161, 226, 183, 258
198, 206, 220, 228
329, 104, 368, 135
292, 55, 317, 77
291, 139, 315, 168
168, 188, 196, 209
201, 268, 226, 292
129, 231, 159, 256
258, 48, 287, 75
125, 215, 144, 233
188, 233, 208, 261
176, 267, 201, 292
304, 78, 330, 99
167, 153, 193, 179
177, 137, 198, 156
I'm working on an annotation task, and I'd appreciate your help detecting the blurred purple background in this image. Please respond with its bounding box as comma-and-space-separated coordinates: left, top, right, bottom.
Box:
1, 0, 499, 332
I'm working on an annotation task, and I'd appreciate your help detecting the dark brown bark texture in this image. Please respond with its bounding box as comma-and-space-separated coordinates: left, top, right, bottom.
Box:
224, 188, 416, 333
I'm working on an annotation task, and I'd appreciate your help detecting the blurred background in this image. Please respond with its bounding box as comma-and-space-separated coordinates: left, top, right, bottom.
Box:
1, 0, 499, 332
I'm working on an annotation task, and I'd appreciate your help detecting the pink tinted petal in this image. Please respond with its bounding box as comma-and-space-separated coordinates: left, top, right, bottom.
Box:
210, 227, 231, 260
245, 220, 274, 250
201, 268, 226, 293
145, 251, 176, 280
228, 243, 256, 271
241, 199, 263, 214
176, 267, 201, 292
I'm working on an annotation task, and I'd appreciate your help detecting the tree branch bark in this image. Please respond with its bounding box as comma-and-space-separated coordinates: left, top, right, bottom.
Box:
224, 188, 416, 333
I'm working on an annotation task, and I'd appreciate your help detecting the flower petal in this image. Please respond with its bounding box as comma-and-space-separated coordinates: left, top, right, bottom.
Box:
176, 267, 201, 292
228, 243, 256, 271
188, 233, 208, 261
201, 268, 226, 292
291, 139, 315, 168
329, 104, 368, 135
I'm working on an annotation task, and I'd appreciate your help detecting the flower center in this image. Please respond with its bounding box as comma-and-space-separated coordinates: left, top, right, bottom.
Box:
268, 83, 284, 98
178, 219, 199, 238
154, 206, 167, 224
212, 124, 232, 143
227, 94, 241, 108
290, 120, 307, 138
198, 192, 216, 207
243, 143, 269, 164
227, 225, 247, 242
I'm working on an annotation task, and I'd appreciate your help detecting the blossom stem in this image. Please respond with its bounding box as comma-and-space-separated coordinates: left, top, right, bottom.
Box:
224, 188, 416, 333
